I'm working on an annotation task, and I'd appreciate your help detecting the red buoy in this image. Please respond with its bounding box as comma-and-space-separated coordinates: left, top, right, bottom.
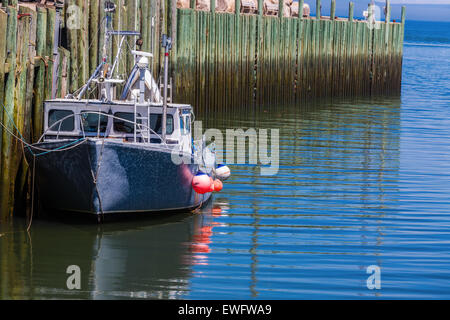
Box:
192, 172, 212, 194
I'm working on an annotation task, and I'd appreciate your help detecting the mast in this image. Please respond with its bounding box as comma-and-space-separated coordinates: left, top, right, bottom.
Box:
75, 1, 142, 102
103, 1, 114, 71
161, 34, 172, 143
77, 1, 115, 100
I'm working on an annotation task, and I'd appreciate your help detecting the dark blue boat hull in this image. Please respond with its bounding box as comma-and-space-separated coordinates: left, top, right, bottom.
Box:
26, 139, 211, 215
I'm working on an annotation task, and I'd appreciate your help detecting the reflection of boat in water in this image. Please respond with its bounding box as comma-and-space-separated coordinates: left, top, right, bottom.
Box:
90, 214, 197, 299
0, 194, 230, 299
24, 2, 220, 218
1, 209, 215, 299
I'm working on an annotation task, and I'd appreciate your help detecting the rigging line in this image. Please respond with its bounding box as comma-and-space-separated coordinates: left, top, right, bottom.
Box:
33, 138, 87, 157
20, 131, 31, 169
0, 101, 33, 155
0, 120, 86, 155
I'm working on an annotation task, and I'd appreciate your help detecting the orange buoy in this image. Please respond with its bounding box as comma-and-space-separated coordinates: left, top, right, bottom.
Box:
192, 172, 212, 194
213, 179, 223, 192
209, 176, 214, 192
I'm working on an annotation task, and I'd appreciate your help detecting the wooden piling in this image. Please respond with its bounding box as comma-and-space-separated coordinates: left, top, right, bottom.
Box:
386, 0, 391, 23
330, 0, 335, 20
316, 0, 321, 19
32, 6, 47, 142
98, 0, 106, 66
0, 6, 17, 218
45, 8, 56, 100
16, 5, 37, 211
57, 47, 71, 98
66, 0, 78, 94
0, 6, 18, 219
0, 9, 7, 173
89, 0, 99, 78
77, 0, 89, 87
14, 5, 32, 149
401, 6, 406, 47
348, 2, 353, 22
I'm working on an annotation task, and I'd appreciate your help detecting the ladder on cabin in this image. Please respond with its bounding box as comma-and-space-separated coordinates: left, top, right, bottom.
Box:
134, 104, 151, 143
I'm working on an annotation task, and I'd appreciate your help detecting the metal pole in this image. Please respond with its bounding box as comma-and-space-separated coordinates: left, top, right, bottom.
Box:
139, 68, 145, 104
161, 34, 172, 143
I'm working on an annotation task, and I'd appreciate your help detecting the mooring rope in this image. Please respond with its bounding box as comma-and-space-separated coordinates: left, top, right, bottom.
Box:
0, 101, 87, 157
26, 155, 36, 232
0, 120, 87, 156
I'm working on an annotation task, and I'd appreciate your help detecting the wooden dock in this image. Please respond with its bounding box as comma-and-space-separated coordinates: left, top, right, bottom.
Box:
0, 0, 405, 220
174, 0, 406, 111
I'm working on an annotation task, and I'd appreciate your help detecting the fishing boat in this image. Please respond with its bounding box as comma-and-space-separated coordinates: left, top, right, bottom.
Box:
24, 1, 229, 219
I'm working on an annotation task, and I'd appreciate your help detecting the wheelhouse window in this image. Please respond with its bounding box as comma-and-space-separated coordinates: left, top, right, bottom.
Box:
180, 116, 184, 131
48, 110, 75, 132
81, 111, 108, 133
185, 115, 191, 133
113, 112, 141, 134
150, 114, 173, 135
180, 115, 190, 134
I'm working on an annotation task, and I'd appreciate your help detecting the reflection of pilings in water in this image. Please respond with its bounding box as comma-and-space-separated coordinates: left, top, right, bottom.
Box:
249, 200, 260, 298
0, 225, 33, 299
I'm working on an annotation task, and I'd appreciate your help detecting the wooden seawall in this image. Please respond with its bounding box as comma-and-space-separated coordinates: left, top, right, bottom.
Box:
174, 0, 406, 111
0, 0, 406, 220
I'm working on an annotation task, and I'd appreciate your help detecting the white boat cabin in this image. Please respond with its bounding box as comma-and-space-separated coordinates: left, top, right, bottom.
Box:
42, 99, 193, 152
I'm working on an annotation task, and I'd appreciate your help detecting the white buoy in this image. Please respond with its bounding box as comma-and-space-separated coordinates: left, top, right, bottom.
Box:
215, 164, 231, 181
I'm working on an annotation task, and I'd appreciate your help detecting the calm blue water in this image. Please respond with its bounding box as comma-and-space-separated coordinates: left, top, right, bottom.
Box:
1, 20, 449, 299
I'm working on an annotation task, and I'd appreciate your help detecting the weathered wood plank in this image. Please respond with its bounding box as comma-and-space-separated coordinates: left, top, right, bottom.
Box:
89, 0, 99, 78
0, 6, 18, 220
0, 9, 8, 165
66, 0, 78, 93
32, 6, 47, 142
45, 7, 56, 100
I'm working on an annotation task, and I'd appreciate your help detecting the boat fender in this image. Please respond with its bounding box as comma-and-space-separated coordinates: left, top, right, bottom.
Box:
192, 172, 212, 194
213, 179, 223, 192
215, 164, 231, 181
208, 176, 215, 192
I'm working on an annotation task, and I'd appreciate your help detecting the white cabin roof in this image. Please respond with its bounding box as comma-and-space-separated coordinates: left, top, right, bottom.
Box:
45, 99, 193, 110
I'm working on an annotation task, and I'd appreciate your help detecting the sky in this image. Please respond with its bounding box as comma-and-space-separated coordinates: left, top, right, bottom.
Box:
301, 0, 450, 22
